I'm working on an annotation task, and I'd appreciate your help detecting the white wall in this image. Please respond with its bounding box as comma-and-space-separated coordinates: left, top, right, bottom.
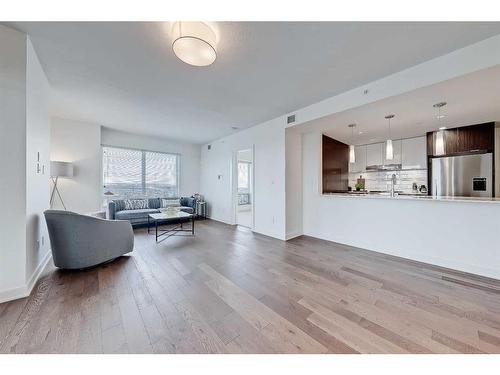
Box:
50, 118, 102, 214
0, 26, 52, 302
301, 131, 500, 279
0, 25, 28, 296
101, 128, 200, 197
285, 127, 303, 239
287, 34, 500, 130
25, 38, 51, 283
201, 117, 286, 240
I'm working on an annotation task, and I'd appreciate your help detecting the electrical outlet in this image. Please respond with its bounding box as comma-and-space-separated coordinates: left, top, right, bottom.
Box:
36, 240, 40, 250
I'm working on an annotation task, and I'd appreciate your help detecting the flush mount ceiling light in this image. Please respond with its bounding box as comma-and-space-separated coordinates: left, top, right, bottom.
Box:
385, 114, 395, 161
348, 124, 356, 164
172, 22, 217, 66
433, 102, 447, 156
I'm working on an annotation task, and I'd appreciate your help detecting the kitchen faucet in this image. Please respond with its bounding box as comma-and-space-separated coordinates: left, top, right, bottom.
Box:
390, 174, 397, 198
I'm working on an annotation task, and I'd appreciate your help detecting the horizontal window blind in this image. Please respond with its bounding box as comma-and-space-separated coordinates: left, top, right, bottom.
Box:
103, 146, 179, 198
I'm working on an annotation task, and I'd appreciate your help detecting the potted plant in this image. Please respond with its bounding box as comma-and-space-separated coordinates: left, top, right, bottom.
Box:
355, 182, 364, 191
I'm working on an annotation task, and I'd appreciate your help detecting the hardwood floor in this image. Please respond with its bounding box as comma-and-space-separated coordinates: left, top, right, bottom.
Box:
1, 219, 500, 353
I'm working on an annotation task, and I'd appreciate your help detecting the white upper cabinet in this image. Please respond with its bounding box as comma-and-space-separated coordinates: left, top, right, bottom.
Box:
366, 143, 383, 166
349, 145, 366, 173
383, 139, 402, 165
402, 136, 427, 170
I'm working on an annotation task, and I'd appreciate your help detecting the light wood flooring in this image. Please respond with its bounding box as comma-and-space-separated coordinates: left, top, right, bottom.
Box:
1, 219, 500, 354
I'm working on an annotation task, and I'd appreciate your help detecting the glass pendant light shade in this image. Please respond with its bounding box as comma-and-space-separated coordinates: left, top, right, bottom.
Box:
433, 102, 447, 156
386, 139, 394, 160
349, 145, 356, 163
384, 114, 395, 161
348, 124, 356, 163
435, 130, 445, 156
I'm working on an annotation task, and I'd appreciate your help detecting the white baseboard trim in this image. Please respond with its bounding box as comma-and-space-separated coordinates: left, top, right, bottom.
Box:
0, 285, 28, 305
206, 215, 233, 225
285, 231, 303, 241
0, 251, 52, 304
26, 250, 52, 296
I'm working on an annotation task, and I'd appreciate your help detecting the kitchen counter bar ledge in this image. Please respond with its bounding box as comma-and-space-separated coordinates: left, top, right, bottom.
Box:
322, 192, 500, 204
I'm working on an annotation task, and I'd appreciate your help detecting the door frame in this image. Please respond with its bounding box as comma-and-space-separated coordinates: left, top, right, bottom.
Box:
232, 146, 255, 230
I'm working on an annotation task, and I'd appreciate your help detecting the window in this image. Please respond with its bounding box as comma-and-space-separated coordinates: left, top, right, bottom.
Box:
102, 146, 179, 198
237, 162, 250, 192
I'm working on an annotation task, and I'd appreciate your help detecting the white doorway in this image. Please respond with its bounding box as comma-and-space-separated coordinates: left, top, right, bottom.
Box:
235, 148, 253, 229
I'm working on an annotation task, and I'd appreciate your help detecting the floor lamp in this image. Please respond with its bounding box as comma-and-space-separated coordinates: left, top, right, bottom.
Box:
50, 161, 74, 210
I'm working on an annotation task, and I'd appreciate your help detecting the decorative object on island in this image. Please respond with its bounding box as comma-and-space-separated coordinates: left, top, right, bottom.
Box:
171, 22, 217, 67
433, 102, 447, 156
348, 123, 356, 163
355, 175, 365, 191
50, 161, 74, 210
385, 114, 395, 161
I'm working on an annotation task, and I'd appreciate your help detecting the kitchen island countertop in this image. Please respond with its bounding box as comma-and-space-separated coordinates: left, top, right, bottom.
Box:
322, 192, 500, 204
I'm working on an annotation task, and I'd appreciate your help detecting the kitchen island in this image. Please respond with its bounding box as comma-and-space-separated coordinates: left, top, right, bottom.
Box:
302, 132, 500, 280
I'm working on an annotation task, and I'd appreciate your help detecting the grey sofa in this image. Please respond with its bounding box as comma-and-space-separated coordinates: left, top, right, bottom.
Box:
108, 197, 196, 226
44, 210, 134, 269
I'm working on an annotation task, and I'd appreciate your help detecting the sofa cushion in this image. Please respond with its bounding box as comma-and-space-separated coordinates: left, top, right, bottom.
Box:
148, 197, 161, 209
180, 197, 195, 208
112, 199, 126, 212
179, 206, 194, 214
115, 208, 160, 220
124, 199, 149, 210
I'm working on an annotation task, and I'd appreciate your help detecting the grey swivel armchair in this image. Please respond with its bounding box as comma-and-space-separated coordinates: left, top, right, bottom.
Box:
44, 210, 134, 269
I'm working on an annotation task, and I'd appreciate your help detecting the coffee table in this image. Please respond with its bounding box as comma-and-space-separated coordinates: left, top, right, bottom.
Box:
148, 211, 194, 242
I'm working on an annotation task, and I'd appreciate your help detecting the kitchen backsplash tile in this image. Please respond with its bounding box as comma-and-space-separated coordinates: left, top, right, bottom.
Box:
349, 169, 427, 194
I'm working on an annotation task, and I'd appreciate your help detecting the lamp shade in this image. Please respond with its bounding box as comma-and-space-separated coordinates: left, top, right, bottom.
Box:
172, 22, 217, 66
50, 161, 74, 178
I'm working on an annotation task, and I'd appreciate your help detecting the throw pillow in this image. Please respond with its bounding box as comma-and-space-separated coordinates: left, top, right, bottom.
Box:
124, 199, 149, 210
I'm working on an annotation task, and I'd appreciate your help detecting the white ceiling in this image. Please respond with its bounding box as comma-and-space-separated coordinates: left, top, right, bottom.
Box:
298, 65, 500, 144
9, 22, 500, 144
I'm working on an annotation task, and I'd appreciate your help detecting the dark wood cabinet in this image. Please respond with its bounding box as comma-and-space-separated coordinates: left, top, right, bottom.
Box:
426, 122, 495, 196
322, 134, 349, 193
427, 122, 494, 157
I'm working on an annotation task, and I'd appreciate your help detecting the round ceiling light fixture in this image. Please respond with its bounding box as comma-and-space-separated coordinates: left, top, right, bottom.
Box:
172, 22, 217, 67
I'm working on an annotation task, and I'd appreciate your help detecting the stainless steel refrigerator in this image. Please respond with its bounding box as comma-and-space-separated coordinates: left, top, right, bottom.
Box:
431, 153, 493, 197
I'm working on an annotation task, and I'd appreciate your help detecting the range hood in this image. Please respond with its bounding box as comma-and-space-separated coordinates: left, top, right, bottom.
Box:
366, 163, 402, 171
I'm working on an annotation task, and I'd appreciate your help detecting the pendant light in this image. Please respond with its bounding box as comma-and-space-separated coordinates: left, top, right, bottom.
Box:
433, 102, 447, 156
348, 124, 356, 163
385, 114, 395, 161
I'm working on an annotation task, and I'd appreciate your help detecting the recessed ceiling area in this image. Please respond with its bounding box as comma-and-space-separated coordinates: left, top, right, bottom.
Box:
296, 65, 500, 145
8, 22, 500, 144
